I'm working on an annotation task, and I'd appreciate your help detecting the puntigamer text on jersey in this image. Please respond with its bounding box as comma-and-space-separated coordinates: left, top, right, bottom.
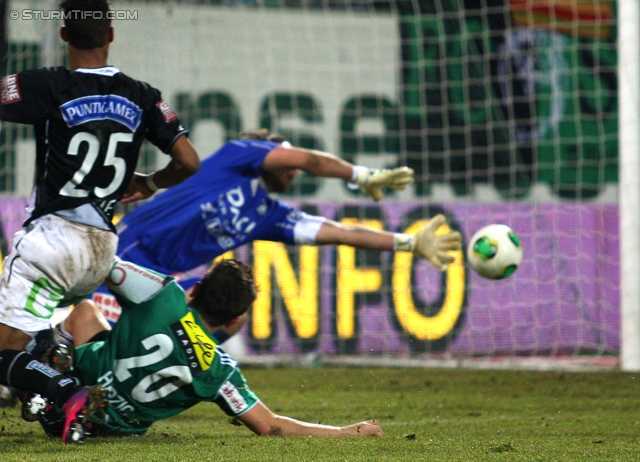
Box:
60, 95, 143, 132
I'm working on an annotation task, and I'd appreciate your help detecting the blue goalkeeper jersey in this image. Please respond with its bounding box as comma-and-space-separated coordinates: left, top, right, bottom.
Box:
116, 139, 300, 274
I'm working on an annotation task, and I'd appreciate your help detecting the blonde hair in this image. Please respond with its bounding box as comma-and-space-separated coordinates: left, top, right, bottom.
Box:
238, 129, 286, 143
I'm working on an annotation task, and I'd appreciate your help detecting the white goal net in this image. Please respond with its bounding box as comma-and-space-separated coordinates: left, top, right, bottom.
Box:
3, 0, 626, 370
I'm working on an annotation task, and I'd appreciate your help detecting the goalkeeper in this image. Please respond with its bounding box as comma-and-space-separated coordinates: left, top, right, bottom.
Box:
28, 259, 383, 440
107, 131, 461, 306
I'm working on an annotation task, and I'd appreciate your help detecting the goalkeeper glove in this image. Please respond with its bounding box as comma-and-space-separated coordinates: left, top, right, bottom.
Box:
350, 166, 414, 201
410, 214, 462, 271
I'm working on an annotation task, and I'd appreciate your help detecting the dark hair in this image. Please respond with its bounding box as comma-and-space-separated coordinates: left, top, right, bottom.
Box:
60, 0, 111, 49
239, 129, 287, 143
190, 259, 257, 326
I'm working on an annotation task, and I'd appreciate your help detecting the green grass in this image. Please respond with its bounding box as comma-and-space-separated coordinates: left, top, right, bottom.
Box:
2, 367, 640, 461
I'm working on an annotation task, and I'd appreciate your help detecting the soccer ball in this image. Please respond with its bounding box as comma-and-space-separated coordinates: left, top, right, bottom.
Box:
467, 224, 523, 279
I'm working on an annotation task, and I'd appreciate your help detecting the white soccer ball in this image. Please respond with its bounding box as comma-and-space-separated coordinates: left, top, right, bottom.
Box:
467, 224, 523, 280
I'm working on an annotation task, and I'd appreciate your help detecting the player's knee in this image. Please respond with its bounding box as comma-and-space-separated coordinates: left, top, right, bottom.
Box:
68, 300, 101, 327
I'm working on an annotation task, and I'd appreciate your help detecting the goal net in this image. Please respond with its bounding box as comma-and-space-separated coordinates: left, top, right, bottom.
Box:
3, 0, 622, 370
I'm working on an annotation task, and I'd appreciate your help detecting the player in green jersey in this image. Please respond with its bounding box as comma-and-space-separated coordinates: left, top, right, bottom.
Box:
33, 258, 383, 439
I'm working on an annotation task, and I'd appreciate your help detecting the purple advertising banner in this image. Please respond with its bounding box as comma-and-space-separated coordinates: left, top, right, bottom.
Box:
0, 199, 619, 357
240, 201, 620, 357
445, 203, 619, 356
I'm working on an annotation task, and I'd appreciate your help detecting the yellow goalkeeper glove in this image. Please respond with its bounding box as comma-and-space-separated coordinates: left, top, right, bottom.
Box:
410, 214, 462, 271
351, 166, 414, 201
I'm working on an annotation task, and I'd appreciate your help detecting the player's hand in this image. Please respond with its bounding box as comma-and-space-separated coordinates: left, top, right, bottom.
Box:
120, 173, 156, 204
412, 214, 462, 271
340, 420, 384, 437
354, 166, 414, 201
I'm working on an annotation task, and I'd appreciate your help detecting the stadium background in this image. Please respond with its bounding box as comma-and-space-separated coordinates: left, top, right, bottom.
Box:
0, 0, 619, 368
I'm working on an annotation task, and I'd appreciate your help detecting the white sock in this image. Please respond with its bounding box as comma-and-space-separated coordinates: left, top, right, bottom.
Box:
54, 321, 75, 347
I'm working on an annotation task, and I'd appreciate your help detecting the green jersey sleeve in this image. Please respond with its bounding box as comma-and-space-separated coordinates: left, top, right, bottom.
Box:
212, 366, 260, 417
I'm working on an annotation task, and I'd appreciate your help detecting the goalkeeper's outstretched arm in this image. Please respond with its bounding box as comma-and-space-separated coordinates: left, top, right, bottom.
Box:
260, 143, 413, 201
314, 214, 462, 272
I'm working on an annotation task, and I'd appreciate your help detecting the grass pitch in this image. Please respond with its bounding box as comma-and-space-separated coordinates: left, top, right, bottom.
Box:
1, 367, 639, 461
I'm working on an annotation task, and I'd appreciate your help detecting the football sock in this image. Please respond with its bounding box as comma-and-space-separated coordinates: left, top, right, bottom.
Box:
53, 321, 75, 348
0, 349, 78, 405
29, 328, 56, 359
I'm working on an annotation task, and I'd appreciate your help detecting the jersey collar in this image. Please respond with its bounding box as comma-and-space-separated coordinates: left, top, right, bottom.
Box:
74, 66, 121, 77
